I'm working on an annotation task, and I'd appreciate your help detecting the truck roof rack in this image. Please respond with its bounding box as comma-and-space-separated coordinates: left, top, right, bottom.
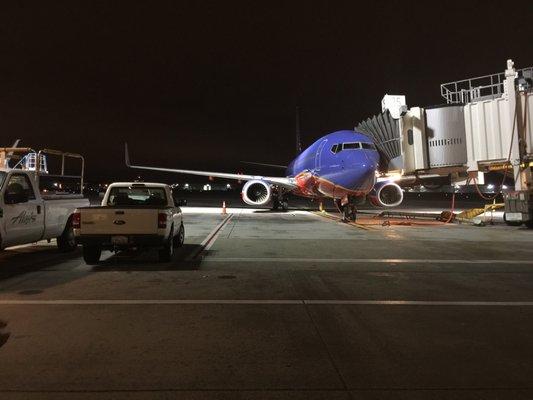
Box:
1, 146, 85, 198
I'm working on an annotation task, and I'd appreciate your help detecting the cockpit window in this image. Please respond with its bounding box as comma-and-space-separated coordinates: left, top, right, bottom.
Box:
342, 142, 361, 150
330, 144, 338, 154
361, 142, 376, 150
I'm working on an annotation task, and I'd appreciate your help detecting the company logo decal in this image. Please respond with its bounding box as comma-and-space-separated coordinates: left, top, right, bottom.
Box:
10, 210, 37, 225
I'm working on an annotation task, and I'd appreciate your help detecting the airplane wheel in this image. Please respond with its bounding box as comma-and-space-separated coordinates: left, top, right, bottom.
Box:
281, 201, 288, 211
343, 205, 357, 222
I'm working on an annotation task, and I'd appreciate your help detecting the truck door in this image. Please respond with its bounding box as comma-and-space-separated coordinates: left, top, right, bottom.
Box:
1, 174, 45, 247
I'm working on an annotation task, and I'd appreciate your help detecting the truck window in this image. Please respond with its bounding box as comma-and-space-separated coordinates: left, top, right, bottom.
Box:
6, 174, 36, 200
107, 186, 167, 206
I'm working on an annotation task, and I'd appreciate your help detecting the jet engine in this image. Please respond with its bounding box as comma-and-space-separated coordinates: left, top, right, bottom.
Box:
242, 180, 272, 206
368, 181, 403, 207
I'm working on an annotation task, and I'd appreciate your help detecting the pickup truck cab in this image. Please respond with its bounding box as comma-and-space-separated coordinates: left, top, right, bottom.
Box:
74, 182, 185, 264
0, 169, 90, 251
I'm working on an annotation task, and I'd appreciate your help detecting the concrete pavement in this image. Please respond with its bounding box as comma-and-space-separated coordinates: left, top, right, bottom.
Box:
0, 208, 533, 399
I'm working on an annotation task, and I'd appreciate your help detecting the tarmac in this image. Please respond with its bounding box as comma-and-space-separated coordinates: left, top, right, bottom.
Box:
1, 204, 533, 399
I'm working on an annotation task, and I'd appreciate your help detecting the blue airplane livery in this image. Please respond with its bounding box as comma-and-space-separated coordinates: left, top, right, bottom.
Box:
125, 130, 405, 221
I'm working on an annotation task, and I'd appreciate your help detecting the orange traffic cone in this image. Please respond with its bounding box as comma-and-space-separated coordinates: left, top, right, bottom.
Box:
222, 201, 227, 215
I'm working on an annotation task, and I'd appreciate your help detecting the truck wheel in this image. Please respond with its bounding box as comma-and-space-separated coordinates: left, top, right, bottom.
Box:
57, 223, 77, 252
159, 229, 174, 262
83, 245, 101, 265
173, 224, 185, 248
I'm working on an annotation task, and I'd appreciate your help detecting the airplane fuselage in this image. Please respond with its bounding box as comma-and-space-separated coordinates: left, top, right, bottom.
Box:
286, 130, 380, 200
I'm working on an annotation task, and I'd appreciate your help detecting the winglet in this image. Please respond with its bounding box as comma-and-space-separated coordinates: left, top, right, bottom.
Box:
124, 143, 131, 167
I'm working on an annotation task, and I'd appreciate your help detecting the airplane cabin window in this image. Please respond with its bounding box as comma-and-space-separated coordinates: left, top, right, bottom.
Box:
342, 142, 361, 150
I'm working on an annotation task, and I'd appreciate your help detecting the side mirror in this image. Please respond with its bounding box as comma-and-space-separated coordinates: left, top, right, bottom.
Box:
4, 191, 29, 204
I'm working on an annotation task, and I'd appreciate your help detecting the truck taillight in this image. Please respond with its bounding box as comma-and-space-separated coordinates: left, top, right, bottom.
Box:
158, 213, 167, 229
72, 212, 81, 229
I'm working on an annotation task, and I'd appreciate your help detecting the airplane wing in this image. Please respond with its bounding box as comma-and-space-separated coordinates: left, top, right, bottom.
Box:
125, 143, 297, 189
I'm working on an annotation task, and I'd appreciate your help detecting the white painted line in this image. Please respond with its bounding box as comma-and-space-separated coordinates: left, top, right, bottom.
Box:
304, 300, 533, 306
1, 299, 533, 306
182, 207, 313, 215
0, 299, 302, 305
202, 257, 533, 264
186, 214, 234, 260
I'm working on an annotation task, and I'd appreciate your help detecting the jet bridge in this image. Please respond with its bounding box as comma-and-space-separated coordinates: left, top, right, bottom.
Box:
356, 59, 533, 225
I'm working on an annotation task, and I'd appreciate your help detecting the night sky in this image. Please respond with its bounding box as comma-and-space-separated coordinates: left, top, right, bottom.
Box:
1, 1, 532, 182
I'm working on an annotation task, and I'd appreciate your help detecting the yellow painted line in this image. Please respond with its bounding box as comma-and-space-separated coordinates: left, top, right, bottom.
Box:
312, 211, 376, 231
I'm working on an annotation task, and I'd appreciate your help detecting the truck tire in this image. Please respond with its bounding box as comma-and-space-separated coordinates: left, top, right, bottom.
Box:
159, 229, 174, 262
83, 245, 101, 265
173, 224, 185, 248
57, 221, 77, 252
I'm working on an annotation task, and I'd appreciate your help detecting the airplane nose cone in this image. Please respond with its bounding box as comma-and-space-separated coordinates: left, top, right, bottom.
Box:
347, 162, 377, 190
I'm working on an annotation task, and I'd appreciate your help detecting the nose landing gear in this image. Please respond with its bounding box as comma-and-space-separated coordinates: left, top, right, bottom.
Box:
335, 196, 358, 222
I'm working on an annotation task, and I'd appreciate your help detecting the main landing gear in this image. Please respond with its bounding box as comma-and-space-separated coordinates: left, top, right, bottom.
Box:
335, 196, 358, 222
272, 197, 288, 211
272, 188, 288, 211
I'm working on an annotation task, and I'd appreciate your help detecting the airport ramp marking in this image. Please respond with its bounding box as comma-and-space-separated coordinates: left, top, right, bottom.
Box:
311, 211, 376, 230
2, 299, 533, 306
201, 257, 533, 265
186, 213, 234, 260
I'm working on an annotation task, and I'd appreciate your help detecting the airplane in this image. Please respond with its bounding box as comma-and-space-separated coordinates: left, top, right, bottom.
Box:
125, 129, 409, 222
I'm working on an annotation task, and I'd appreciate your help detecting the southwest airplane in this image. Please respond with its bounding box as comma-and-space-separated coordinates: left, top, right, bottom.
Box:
125, 130, 405, 221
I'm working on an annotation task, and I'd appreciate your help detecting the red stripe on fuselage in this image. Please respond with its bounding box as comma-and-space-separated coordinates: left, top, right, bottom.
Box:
293, 171, 368, 199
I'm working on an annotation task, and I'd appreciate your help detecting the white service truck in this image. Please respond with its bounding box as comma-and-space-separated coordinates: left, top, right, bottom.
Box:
73, 182, 185, 264
0, 149, 89, 251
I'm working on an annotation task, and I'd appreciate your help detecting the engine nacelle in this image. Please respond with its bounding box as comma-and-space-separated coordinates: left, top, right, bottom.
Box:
368, 181, 404, 207
242, 180, 272, 206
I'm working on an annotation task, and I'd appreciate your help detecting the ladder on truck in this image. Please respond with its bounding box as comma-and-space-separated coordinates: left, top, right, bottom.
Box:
0, 146, 85, 198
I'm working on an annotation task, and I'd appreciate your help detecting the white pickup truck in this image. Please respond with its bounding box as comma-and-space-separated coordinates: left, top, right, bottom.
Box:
0, 169, 89, 251
73, 182, 185, 264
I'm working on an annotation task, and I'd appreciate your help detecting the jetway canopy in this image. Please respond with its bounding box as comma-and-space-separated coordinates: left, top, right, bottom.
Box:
355, 59, 533, 181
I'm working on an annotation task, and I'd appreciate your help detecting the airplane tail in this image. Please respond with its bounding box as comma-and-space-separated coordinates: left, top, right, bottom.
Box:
124, 143, 131, 167
295, 107, 302, 155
